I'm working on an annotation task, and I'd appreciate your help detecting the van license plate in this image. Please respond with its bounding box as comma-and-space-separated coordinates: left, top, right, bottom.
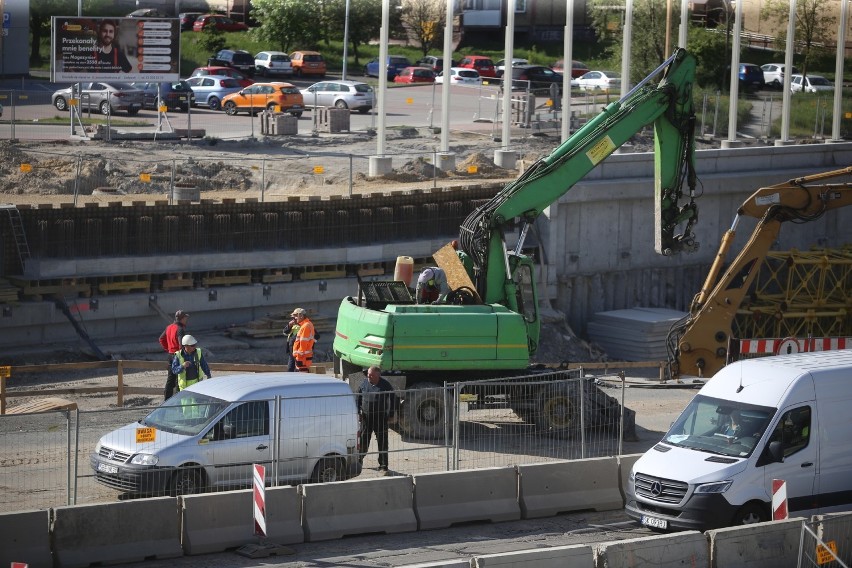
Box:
97, 463, 118, 474
641, 515, 667, 529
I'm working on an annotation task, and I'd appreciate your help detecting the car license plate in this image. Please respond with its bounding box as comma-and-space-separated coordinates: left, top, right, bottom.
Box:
641, 515, 667, 529
97, 462, 118, 474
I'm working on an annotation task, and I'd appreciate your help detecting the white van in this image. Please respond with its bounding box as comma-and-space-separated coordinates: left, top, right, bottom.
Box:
90, 373, 361, 496
625, 350, 852, 531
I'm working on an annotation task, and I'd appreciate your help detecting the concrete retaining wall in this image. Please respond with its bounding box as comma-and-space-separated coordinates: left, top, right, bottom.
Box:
593, 531, 709, 568
706, 517, 805, 568
617, 454, 642, 503
474, 544, 594, 567
0, 509, 52, 568
517, 458, 622, 519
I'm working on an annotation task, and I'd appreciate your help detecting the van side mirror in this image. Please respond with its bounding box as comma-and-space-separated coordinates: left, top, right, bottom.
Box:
757, 440, 784, 467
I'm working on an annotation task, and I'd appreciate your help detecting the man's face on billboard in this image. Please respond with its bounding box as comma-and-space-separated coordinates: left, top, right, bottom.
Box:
99, 23, 116, 46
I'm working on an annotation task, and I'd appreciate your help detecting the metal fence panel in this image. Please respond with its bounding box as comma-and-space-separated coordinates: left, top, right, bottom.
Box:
800, 513, 852, 568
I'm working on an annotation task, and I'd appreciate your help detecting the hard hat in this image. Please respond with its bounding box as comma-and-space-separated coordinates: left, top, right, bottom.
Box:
181, 334, 198, 346
175, 309, 189, 319
421, 268, 435, 281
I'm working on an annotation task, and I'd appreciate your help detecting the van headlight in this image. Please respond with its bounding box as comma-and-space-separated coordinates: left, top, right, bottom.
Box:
131, 453, 159, 466
695, 480, 733, 494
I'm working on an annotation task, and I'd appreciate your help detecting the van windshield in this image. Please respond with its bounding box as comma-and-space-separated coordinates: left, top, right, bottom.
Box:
663, 394, 774, 458
140, 392, 229, 436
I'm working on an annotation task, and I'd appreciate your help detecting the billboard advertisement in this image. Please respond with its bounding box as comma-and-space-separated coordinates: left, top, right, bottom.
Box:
51, 17, 180, 82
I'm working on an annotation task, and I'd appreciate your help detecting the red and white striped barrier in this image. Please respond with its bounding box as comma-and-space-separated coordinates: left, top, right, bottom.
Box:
772, 478, 788, 521
739, 337, 851, 356
253, 464, 267, 537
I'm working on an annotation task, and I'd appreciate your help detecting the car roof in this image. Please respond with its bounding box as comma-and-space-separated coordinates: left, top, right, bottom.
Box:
185, 373, 352, 401
292, 50, 321, 55
258, 50, 287, 56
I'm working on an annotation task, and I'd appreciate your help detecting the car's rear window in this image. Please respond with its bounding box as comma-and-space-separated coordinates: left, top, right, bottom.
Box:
270, 54, 290, 62
232, 53, 254, 64
390, 57, 409, 65
354, 84, 372, 93
170, 82, 191, 91
459, 70, 478, 78
475, 59, 494, 67
281, 86, 300, 94
304, 54, 324, 62
221, 78, 240, 88
113, 83, 135, 89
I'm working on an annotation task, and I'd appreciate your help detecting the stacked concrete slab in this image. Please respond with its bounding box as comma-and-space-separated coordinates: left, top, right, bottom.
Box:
587, 307, 687, 361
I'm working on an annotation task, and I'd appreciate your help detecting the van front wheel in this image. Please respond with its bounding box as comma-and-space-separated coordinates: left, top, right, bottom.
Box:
732, 502, 768, 525
170, 467, 203, 496
311, 457, 344, 483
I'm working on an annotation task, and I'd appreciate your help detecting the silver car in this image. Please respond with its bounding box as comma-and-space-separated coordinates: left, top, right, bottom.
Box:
186, 75, 242, 110
299, 80, 374, 113
52, 82, 145, 116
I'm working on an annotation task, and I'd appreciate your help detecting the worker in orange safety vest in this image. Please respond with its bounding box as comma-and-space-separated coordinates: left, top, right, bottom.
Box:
290, 307, 315, 372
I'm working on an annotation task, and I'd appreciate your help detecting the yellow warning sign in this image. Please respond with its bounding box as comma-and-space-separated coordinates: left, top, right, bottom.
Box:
20, 163, 32, 173
69, 98, 79, 107
586, 135, 616, 165
139, 173, 151, 182
816, 541, 838, 565
313, 165, 325, 174
467, 165, 478, 174
0, 366, 10, 378
135, 427, 156, 443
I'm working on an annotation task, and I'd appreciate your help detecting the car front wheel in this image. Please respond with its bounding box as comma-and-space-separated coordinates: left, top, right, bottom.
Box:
223, 101, 238, 115
54, 97, 68, 111
334, 99, 349, 110
99, 101, 111, 115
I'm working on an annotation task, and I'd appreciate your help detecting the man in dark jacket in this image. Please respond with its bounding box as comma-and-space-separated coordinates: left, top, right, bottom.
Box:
356, 366, 397, 475
159, 309, 188, 400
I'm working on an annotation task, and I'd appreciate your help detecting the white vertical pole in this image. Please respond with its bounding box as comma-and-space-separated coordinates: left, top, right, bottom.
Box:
501, 0, 516, 148
779, 0, 796, 143
726, 0, 743, 142
678, 0, 688, 48
621, 0, 633, 95
832, 0, 848, 141
440, 0, 454, 153
342, 0, 351, 81
561, 0, 574, 142
377, 0, 390, 156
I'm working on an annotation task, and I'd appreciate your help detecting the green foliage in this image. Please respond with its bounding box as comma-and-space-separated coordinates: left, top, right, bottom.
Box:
761, 0, 837, 76
781, 91, 852, 138
686, 27, 728, 90
401, 0, 446, 57
251, 0, 320, 52
197, 27, 227, 54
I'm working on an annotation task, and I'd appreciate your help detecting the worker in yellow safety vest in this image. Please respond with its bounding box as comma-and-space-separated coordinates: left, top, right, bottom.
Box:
171, 334, 212, 391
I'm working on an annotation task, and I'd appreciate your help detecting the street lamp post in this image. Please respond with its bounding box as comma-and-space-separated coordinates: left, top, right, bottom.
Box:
342, 0, 351, 80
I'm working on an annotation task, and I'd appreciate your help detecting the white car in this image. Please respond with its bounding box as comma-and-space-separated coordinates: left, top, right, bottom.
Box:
760, 63, 799, 89
255, 51, 293, 77
436, 67, 482, 85
790, 74, 833, 94
495, 58, 528, 78
573, 70, 621, 92
299, 80, 374, 113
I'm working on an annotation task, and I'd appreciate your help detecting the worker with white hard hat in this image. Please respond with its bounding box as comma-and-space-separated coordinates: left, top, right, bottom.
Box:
171, 334, 212, 391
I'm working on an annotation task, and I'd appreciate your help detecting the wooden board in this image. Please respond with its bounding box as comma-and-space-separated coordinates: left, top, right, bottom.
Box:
432, 241, 482, 302
6, 397, 78, 414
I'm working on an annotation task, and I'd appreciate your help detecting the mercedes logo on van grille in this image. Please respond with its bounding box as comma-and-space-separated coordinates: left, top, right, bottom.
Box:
107, 449, 115, 460
650, 481, 663, 497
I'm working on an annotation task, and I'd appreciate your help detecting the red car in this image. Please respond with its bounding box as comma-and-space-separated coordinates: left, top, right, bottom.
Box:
457, 55, 497, 78
192, 14, 249, 32
552, 59, 590, 79
393, 66, 436, 84
189, 66, 255, 88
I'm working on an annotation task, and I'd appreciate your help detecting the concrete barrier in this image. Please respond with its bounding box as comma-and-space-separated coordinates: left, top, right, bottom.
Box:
301, 476, 417, 541
52, 497, 182, 567
0, 509, 52, 568
181, 486, 302, 555
707, 517, 804, 568
474, 544, 594, 567
398, 560, 472, 568
617, 454, 642, 504
594, 531, 708, 568
414, 467, 520, 530
518, 458, 622, 519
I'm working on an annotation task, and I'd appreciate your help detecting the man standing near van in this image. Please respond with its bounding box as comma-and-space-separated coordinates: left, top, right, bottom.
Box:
171, 335, 212, 391
159, 309, 189, 400
357, 366, 397, 475
290, 308, 315, 372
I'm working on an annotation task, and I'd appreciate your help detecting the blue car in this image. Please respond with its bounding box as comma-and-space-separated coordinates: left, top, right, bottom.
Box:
364, 55, 413, 79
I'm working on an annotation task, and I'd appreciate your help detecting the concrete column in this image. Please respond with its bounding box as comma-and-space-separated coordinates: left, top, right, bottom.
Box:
437, 152, 456, 171
494, 149, 518, 169
368, 156, 392, 177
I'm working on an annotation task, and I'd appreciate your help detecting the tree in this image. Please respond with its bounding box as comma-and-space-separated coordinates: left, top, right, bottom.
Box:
589, 0, 668, 83
30, 0, 75, 66
761, 0, 837, 77
251, 0, 321, 52
330, 0, 385, 66
400, 0, 446, 57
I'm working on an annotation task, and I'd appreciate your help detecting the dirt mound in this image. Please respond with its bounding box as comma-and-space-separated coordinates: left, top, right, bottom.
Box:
456, 151, 508, 176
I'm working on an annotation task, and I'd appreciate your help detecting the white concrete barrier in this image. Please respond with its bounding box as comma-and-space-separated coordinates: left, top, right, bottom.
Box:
301, 476, 417, 541
398, 560, 472, 568
617, 454, 642, 503
594, 531, 708, 568
0, 509, 52, 568
474, 544, 594, 567
518, 458, 622, 519
181, 486, 302, 555
52, 497, 182, 567
414, 467, 520, 530
707, 517, 804, 568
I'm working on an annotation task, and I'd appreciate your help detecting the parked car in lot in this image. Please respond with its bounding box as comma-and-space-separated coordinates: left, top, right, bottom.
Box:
574, 70, 621, 92
364, 55, 413, 79
760, 63, 799, 89
738, 63, 765, 91
394, 66, 436, 84
255, 51, 293, 77
186, 76, 242, 110
416, 55, 452, 73
52, 82, 144, 115
221, 82, 304, 116
457, 55, 497, 78
289, 51, 326, 77
494, 58, 528, 78
435, 67, 482, 85
189, 66, 254, 88
179, 12, 203, 31
208, 49, 255, 76
552, 59, 589, 78
193, 14, 248, 32
790, 74, 834, 94
90, 373, 361, 497
130, 80, 196, 111
299, 80, 374, 113
503, 65, 564, 95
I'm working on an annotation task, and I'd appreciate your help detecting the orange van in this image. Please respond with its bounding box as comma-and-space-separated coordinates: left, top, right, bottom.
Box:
290, 51, 327, 77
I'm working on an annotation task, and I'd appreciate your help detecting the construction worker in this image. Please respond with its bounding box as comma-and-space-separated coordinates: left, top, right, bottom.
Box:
284, 317, 300, 372
415, 267, 449, 304
159, 309, 188, 400
171, 334, 212, 391
290, 308, 315, 372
